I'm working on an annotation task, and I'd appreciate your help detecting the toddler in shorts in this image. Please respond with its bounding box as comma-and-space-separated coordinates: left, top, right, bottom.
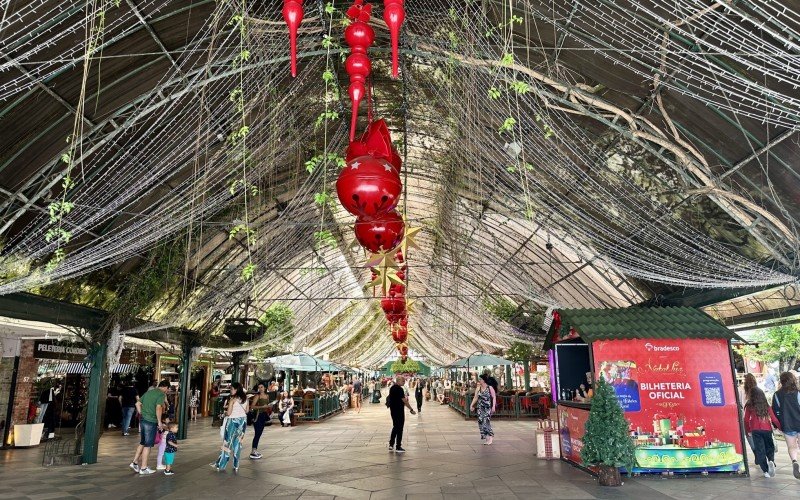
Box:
163, 422, 179, 475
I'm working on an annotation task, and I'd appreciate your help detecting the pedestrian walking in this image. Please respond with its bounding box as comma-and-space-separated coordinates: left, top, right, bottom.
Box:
414, 378, 424, 413
352, 378, 363, 414
470, 374, 496, 445
120, 379, 139, 436
745, 386, 780, 478
129, 380, 169, 475
156, 415, 171, 470
189, 386, 200, 422
387, 375, 415, 453
772, 371, 800, 479
249, 383, 271, 459
213, 382, 248, 472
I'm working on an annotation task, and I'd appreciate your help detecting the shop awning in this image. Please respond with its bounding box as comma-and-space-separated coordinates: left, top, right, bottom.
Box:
544, 307, 742, 349
446, 353, 513, 368
37, 362, 139, 375
263, 353, 340, 372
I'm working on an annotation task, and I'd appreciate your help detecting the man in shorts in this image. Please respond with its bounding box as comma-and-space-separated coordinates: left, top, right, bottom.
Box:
129, 380, 169, 475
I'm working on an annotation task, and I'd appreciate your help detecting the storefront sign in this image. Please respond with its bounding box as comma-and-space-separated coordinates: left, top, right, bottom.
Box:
593, 338, 744, 473
558, 405, 591, 468
33, 340, 88, 361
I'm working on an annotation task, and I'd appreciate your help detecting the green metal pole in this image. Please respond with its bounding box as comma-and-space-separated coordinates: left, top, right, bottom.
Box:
82, 342, 107, 464
505, 365, 513, 390
177, 341, 191, 440
523, 361, 531, 391
231, 352, 241, 385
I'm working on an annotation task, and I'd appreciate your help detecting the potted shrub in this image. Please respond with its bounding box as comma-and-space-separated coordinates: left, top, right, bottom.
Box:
580, 378, 636, 486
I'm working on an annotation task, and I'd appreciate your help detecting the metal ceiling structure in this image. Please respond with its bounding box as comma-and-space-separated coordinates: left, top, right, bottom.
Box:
0, 0, 798, 367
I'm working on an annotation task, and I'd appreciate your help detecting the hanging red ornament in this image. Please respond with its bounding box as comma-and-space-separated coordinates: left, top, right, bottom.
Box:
389, 281, 405, 296
395, 269, 405, 280
336, 156, 401, 217
399, 317, 408, 328
380, 295, 406, 316
354, 211, 405, 253
395, 249, 404, 263
383, 0, 405, 78
397, 342, 409, 357
282, 0, 304, 77
346, 119, 402, 173
344, 1, 375, 141
392, 325, 408, 343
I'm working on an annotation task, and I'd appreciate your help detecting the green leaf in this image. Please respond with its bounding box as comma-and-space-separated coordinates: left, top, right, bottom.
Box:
322, 69, 335, 83
324, 2, 335, 15
241, 263, 256, 281
488, 87, 502, 99
510, 80, 530, 94
498, 117, 517, 134
500, 53, 514, 66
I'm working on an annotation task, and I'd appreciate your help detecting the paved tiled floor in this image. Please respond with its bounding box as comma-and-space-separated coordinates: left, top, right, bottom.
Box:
1, 399, 799, 499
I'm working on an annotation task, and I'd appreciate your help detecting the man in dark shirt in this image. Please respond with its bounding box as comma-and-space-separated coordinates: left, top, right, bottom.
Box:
120, 381, 139, 436
387, 375, 415, 453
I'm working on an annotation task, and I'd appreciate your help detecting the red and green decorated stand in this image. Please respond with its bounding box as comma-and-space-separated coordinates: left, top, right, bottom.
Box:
545, 307, 748, 476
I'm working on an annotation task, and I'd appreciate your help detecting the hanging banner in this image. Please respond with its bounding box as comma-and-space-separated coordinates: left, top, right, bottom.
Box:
593, 338, 744, 473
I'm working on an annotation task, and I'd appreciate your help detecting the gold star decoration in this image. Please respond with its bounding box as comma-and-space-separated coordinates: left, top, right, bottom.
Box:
397, 223, 421, 258
363, 250, 404, 295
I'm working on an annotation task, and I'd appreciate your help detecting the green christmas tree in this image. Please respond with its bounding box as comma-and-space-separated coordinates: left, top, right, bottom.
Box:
580, 377, 636, 471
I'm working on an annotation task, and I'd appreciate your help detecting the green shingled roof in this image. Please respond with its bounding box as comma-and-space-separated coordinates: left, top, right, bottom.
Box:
544, 307, 739, 349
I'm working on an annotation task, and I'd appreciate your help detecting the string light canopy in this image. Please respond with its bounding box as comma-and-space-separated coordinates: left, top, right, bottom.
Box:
0, 0, 797, 366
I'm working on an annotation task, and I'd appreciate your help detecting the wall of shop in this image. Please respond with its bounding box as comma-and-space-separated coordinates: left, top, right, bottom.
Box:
11, 341, 37, 425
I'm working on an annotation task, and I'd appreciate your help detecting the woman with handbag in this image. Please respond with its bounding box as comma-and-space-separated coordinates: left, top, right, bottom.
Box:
213, 383, 248, 472
278, 391, 294, 427
248, 383, 271, 460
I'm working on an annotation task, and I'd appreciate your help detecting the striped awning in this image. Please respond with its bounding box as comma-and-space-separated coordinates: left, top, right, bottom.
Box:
37, 363, 139, 375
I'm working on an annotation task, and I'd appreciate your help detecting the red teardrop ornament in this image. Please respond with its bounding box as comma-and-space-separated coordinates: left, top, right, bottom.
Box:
282, 0, 304, 77
383, 0, 405, 78
336, 156, 401, 217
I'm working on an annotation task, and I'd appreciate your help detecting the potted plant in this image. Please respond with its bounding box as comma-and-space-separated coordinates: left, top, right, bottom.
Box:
580, 377, 636, 486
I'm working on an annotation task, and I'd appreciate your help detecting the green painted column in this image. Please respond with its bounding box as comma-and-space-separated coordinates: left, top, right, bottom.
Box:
523, 361, 531, 391
82, 342, 107, 464
177, 341, 192, 440
505, 365, 513, 389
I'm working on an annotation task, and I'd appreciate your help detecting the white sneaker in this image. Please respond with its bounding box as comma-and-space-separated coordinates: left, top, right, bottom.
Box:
768, 461, 776, 477
156, 465, 166, 470
764, 472, 770, 478
139, 467, 155, 475
129, 462, 139, 473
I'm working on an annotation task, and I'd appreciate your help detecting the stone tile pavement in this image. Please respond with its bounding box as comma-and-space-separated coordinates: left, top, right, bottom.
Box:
0, 397, 798, 499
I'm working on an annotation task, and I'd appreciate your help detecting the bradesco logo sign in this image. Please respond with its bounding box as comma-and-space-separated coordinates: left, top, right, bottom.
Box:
644, 343, 680, 352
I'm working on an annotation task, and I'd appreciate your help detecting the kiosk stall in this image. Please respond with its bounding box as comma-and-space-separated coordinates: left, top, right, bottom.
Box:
546, 307, 748, 476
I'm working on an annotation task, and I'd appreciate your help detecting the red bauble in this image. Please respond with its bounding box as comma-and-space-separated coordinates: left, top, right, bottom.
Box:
399, 317, 408, 328
336, 156, 401, 217
282, 0, 304, 77
395, 269, 405, 280
389, 282, 405, 296
392, 327, 407, 343
381, 295, 406, 315
353, 211, 405, 253
344, 19, 375, 52
395, 249, 404, 262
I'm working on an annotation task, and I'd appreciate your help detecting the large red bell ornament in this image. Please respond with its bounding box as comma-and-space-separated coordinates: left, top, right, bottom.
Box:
392, 326, 407, 343
336, 156, 401, 218
383, 0, 405, 78
344, 15, 375, 52
354, 211, 405, 253
282, 0, 304, 77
